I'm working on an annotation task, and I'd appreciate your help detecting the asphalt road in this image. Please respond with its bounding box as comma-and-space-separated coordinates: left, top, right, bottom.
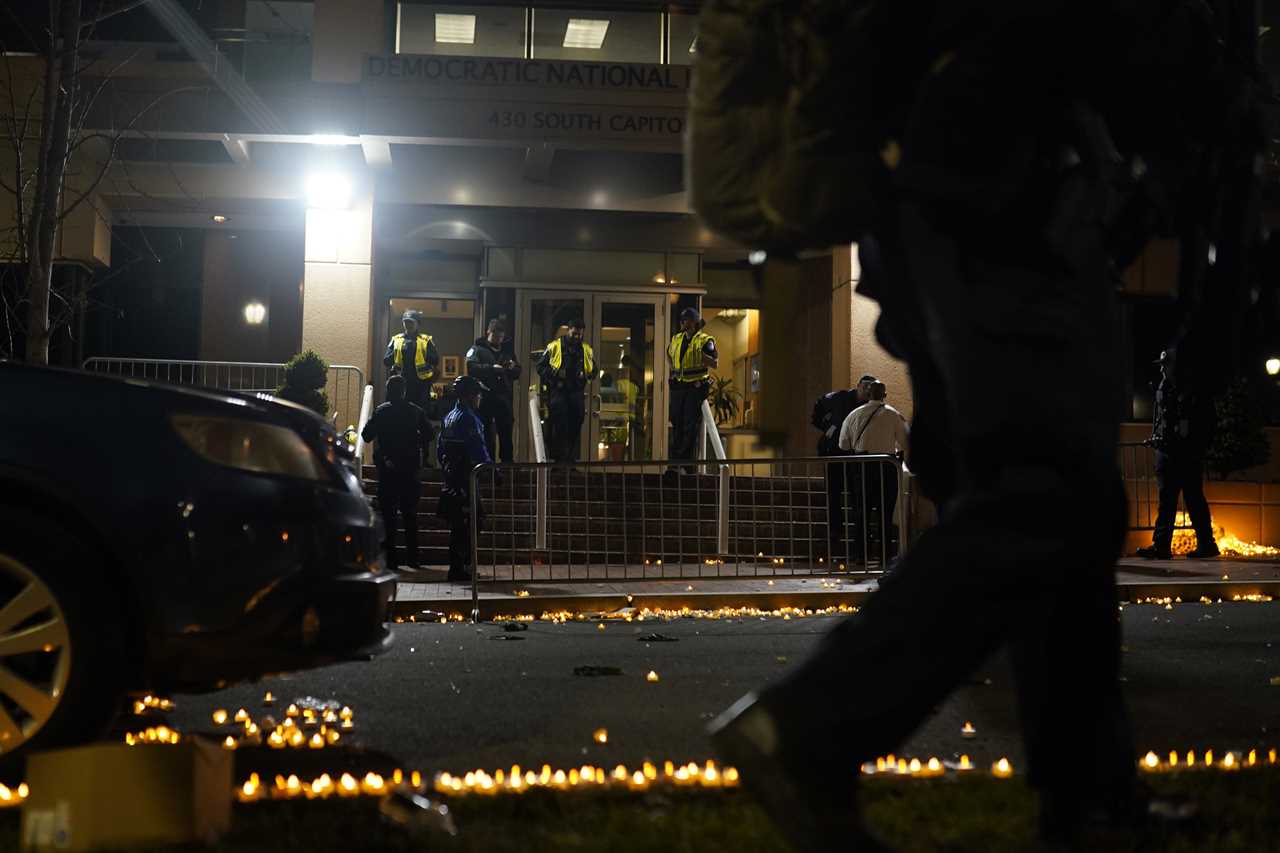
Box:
170, 602, 1280, 774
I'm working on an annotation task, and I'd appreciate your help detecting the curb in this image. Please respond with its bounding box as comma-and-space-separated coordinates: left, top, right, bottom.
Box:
390, 579, 1280, 621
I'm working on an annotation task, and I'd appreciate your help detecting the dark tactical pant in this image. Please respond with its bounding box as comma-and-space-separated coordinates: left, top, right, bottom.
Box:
769, 195, 1135, 812
376, 467, 421, 568
1152, 450, 1213, 550
481, 395, 515, 463
669, 380, 708, 468
547, 389, 585, 463
438, 489, 485, 580
823, 453, 851, 559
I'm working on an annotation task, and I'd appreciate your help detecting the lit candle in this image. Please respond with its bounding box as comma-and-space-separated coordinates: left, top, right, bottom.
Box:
646, 671, 660, 682
234, 709, 249, 723
286, 704, 300, 718
1143, 752, 1159, 770
593, 728, 608, 744
263, 691, 275, 706
958, 755, 973, 771
309, 732, 324, 749
992, 758, 1013, 778
222, 736, 237, 750
212, 709, 228, 726
961, 722, 976, 738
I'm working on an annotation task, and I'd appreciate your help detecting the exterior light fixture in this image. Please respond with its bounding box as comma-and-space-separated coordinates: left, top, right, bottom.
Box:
689, 35, 698, 54
305, 172, 352, 209
748, 250, 767, 265
564, 18, 609, 49
435, 13, 476, 44
1267, 357, 1280, 377
243, 302, 267, 325
211, 214, 228, 224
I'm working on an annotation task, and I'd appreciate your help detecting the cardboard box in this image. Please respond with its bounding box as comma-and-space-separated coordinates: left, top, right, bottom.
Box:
21, 737, 231, 851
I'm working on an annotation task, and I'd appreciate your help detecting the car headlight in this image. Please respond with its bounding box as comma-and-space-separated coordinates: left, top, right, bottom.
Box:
171, 415, 328, 481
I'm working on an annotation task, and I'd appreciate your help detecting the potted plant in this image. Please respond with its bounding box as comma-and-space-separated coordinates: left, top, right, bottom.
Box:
708, 376, 743, 427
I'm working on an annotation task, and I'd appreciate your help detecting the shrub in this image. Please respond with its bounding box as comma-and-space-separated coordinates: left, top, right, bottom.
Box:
1205, 378, 1270, 479
276, 350, 331, 417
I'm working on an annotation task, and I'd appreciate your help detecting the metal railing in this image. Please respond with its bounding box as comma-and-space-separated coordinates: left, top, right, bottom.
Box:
353, 384, 375, 463
1118, 441, 1163, 530
468, 454, 907, 610
82, 358, 366, 434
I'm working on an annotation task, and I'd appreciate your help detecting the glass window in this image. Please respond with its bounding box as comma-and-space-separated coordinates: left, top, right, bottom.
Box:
532, 9, 660, 64
667, 11, 698, 66
241, 0, 314, 83
522, 249, 666, 286
397, 4, 526, 58
703, 307, 759, 429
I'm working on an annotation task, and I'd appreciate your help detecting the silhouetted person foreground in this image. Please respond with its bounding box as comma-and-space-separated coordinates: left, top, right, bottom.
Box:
690, 3, 1222, 849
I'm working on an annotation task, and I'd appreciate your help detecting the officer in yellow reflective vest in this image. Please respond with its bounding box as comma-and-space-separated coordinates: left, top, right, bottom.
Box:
667, 308, 718, 473
383, 310, 440, 409
535, 319, 594, 463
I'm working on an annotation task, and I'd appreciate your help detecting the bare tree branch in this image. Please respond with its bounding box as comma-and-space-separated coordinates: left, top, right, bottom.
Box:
84, 0, 153, 29
60, 85, 211, 223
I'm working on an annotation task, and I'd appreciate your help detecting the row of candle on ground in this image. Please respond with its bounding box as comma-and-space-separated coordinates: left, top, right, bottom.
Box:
481, 604, 863, 625
1129, 594, 1275, 608
1140, 749, 1278, 772
861, 755, 1008, 778
434, 761, 740, 796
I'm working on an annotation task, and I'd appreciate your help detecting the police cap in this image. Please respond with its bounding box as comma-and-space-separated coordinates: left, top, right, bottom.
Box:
679, 307, 701, 323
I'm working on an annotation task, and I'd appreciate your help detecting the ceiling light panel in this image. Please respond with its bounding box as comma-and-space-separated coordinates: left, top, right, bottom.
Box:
563, 18, 609, 49
435, 13, 476, 44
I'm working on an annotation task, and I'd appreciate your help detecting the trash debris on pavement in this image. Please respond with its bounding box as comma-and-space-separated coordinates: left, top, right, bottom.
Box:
636, 633, 678, 642
573, 665, 624, 677
502, 622, 529, 632
379, 790, 459, 837
490, 635, 525, 641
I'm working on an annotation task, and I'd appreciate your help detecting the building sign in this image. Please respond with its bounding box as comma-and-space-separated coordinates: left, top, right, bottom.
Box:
483, 105, 684, 137
365, 55, 690, 92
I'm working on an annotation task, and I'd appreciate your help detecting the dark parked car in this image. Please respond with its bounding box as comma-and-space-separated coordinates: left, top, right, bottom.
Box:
0, 363, 393, 770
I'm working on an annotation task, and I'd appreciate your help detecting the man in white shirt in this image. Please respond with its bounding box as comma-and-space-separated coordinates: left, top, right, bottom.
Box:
838, 381, 908, 563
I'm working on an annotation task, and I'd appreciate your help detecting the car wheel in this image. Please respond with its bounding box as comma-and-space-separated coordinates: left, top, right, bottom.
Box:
0, 513, 124, 777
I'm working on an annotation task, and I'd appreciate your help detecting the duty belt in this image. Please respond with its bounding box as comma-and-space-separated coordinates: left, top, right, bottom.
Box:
672, 368, 708, 382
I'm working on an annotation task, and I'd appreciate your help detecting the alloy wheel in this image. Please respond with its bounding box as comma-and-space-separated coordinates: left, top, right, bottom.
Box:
0, 554, 71, 753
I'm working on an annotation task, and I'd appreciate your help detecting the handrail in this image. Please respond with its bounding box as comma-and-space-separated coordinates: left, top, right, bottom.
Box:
529, 382, 549, 549
701, 399, 727, 461
353, 384, 374, 463
700, 399, 730, 552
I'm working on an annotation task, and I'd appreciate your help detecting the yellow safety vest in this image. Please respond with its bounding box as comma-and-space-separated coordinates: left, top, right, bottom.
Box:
392, 333, 434, 380
667, 331, 715, 382
546, 337, 594, 376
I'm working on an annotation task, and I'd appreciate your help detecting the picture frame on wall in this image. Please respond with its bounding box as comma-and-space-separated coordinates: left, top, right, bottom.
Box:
441, 356, 461, 379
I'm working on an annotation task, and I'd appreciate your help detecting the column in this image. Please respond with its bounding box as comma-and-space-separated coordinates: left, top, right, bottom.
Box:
302, 187, 373, 427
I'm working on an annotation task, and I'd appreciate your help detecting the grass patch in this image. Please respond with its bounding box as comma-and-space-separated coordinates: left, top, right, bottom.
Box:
2, 770, 1278, 852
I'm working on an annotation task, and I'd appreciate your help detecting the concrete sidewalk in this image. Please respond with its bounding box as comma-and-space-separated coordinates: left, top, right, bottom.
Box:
391, 557, 1280, 620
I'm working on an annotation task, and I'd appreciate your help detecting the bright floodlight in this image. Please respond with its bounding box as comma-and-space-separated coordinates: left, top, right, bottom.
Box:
435, 13, 476, 43
748, 250, 767, 266
564, 18, 608, 49
243, 302, 267, 326
1266, 357, 1280, 377
305, 172, 351, 209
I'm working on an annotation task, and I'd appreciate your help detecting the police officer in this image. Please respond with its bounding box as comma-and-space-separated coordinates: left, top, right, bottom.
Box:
384, 310, 439, 410
666, 308, 718, 473
436, 375, 492, 583
1137, 347, 1219, 559
466, 318, 521, 462
536, 319, 594, 463
361, 374, 434, 570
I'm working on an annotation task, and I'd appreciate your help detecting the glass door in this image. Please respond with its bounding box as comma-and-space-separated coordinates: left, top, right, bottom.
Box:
591, 296, 668, 462
514, 290, 669, 462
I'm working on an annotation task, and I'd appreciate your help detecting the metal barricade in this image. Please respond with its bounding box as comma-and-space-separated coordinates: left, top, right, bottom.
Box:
1118, 441, 1160, 530
468, 454, 906, 611
82, 358, 365, 434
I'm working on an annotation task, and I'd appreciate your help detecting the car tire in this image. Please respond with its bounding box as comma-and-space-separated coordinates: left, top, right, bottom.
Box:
0, 511, 125, 779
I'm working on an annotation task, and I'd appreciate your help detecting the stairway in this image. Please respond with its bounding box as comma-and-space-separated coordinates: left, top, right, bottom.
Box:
361, 465, 894, 575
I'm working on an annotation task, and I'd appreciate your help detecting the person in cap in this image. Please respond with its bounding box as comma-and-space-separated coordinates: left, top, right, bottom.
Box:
383, 310, 440, 409
466, 317, 522, 462
1137, 346, 1219, 559
361, 374, 434, 570
436, 374, 492, 582
536, 318, 594, 463
666, 307, 718, 473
